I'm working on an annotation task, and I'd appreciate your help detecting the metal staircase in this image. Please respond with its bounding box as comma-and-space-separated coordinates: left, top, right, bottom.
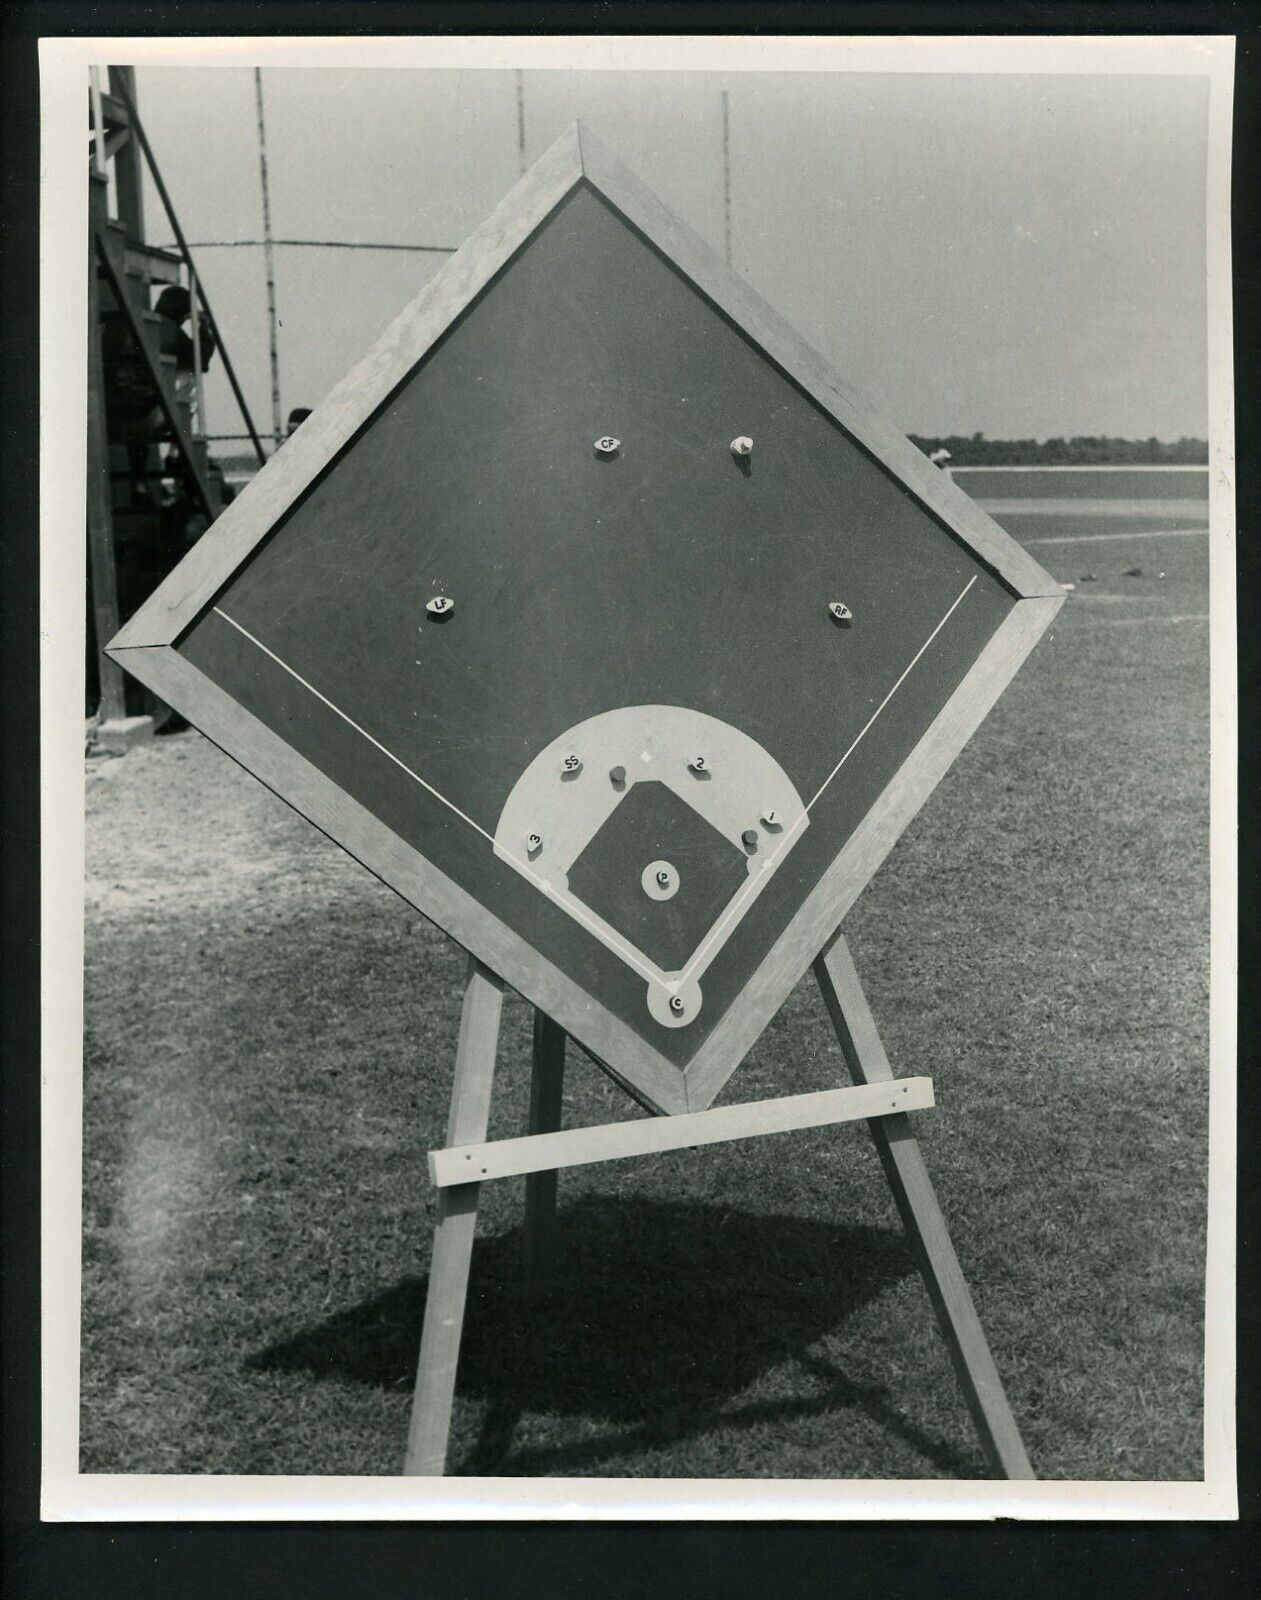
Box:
87, 66, 266, 749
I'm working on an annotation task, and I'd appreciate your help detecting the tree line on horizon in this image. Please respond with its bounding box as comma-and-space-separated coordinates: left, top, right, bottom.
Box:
909, 432, 1208, 467
214, 431, 1210, 476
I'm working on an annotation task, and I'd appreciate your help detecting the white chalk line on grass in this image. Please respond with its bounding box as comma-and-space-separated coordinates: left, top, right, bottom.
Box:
1024, 526, 1208, 547
953, 463, 1207, 473
1082, 612, 1209, 627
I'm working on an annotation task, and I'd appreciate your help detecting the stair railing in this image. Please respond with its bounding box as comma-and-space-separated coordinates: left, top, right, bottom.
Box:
110, 69, 269, 467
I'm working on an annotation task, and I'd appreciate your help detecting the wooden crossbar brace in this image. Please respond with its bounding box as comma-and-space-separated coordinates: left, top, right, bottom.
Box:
429, 1077, 935, 1188
404, 938, 1034, 1479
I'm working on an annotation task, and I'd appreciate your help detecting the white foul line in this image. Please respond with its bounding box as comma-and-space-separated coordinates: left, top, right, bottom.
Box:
217, 574, 977, 996
680, 574, 979, 986
211, 606, 659, 984
805, 575, 977, 813
212, 607, 496, 844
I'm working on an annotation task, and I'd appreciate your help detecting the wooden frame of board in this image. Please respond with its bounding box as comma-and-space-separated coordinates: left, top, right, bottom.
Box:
108, 123, 1063, 1117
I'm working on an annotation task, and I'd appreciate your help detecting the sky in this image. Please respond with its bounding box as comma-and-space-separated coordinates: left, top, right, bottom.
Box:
129, 65, 1210, 447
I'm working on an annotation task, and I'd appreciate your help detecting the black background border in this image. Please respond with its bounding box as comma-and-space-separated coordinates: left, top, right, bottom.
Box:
3, 5, 1255, 1596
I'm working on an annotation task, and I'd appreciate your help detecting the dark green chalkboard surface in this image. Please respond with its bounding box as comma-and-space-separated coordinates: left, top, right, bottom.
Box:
111, 126, 1061, 1113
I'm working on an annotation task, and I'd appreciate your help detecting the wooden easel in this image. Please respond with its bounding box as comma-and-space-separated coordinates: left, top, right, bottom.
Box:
403, 932, 1034, 1479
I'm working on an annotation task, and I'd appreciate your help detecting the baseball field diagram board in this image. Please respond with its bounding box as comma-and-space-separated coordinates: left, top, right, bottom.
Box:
109, 124, 1063, 1478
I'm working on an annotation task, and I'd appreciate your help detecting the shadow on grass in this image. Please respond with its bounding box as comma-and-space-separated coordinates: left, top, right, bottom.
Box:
247, 1195, 976, 1477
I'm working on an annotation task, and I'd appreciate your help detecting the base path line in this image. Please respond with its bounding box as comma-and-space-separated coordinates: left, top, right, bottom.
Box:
1024, 526, 1208, 547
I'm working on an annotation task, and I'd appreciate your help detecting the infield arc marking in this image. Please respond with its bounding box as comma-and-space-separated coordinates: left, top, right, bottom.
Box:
210, 573, 978, 1018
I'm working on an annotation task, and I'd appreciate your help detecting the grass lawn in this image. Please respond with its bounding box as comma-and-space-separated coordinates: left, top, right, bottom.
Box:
80, 518, 1210, 1479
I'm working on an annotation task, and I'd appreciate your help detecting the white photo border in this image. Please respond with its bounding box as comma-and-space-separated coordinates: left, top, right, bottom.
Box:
40, 30, 1238, 1522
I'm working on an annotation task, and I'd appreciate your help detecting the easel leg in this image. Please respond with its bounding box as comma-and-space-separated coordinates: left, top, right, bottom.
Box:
522, 1010, 566, 1306
404, 959, 504, 1476
814, 935, 1035, 1480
